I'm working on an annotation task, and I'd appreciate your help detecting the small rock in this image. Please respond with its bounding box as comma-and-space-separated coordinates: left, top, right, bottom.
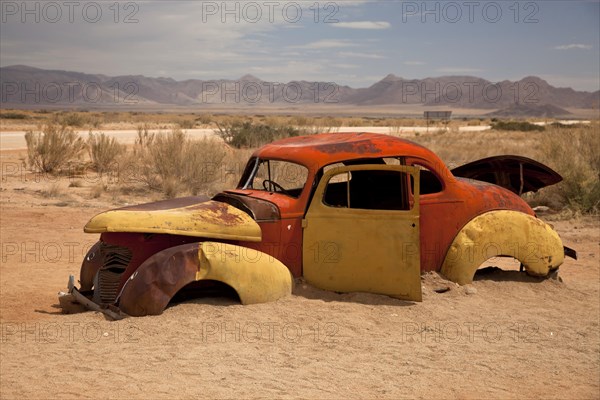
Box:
464, 285, 477, 295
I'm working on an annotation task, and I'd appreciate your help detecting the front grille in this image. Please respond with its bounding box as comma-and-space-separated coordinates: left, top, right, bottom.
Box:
92, 243, 132, 305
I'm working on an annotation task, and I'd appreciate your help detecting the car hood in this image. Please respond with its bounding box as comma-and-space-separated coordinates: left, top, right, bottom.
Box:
84, 196, 262, 242
451, 155, 562, 195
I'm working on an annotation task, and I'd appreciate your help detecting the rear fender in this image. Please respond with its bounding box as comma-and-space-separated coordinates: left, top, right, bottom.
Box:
118, 242, 292, 316
441, 210, 564, 285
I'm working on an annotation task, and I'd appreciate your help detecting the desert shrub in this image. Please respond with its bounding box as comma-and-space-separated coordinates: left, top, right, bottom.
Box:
135, 124, 155, 148
549, 122, 587, 129
177, 119, 196, 129
40, 183, 64, 198
24, 123, 86, 173
87, 132, 126, 174
57, 112, 87, 127
135, 129, 228, 197
216, 121, 301, 149
1, 112, 27, 119
491, 121, 545, 132
534, 125, 600, 213
196, 114, 213, 125
290, 115, 310, 126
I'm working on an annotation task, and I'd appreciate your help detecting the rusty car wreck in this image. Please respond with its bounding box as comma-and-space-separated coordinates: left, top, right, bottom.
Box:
59, 132, 576, 318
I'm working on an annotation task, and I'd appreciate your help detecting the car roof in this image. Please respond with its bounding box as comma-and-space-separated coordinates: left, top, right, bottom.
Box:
254, 132, 446, 172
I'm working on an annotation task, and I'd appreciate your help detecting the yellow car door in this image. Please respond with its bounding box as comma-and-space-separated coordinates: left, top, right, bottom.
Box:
303, 164, 422, 301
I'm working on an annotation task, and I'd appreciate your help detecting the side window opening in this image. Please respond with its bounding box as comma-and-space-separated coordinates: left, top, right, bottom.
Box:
323, 169, 411, 211
410, 164, 443, 195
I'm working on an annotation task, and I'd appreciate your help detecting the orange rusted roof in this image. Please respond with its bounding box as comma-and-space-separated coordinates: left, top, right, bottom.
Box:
254, 132, 443, 171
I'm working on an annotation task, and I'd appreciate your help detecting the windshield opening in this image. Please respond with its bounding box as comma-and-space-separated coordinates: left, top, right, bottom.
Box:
240, 158, 309, 198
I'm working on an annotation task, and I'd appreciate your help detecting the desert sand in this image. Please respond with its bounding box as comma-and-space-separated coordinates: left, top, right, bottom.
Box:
0, 147, 598, 399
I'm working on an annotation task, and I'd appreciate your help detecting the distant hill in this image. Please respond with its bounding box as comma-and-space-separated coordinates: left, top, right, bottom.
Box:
1, 65, 598, 112
487, 103, 572, 118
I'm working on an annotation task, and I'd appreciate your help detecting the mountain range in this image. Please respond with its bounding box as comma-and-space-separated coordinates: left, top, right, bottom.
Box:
1, 65, 598, 112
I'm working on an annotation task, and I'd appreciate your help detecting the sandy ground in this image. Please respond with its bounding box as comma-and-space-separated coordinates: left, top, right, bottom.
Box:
0, 149, 598, 399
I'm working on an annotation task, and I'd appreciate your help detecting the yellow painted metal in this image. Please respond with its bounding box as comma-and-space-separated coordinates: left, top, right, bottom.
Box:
303, 165, 422, 301
84, 200, 262, 242
441, 210, 565, 285
196, 242, 293, 304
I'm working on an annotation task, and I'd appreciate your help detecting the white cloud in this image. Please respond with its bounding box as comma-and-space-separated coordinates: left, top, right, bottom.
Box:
338, 51, 385, 59
404, 61, 425, 66
292, 40, 357, 49
332, 21, 391, 30
554, 44, 593, 50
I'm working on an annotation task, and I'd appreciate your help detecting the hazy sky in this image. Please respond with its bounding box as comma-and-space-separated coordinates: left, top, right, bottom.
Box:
1, 0, 598, 90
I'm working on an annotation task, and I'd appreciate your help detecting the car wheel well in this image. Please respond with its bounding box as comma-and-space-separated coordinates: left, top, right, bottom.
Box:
168, 279, 241, 306
440, 210, 564, 285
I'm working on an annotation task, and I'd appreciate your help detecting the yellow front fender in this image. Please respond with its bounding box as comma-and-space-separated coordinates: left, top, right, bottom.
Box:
441, 210, 564, 285
196, 242, 293, 305
118, 242, 292, 316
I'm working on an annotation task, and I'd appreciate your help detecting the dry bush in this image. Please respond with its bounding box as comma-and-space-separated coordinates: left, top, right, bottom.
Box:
52, 112, 88, 127
87, 132, 126, 174
90, 182, 108, 199
133, 129, 229, 198
196, 114, 213, 125
40, 183, 64, 198
24, 123, 86, 173
533, 125, 600, 213
176, 119, 196, 129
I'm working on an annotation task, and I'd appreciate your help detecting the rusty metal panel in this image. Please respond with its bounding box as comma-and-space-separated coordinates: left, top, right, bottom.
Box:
253, 132, 445, 176
117, 242, 292, 316
213, 192, 280, 221
118, 243, 201, 316
451, 155, 563, 194
84, 200, 262, 242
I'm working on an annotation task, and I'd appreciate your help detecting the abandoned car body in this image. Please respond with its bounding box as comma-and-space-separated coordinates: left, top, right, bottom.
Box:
60, 132, 575, 317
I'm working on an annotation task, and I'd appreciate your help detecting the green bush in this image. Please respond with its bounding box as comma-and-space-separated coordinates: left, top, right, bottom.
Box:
216, 121, 301, 149
1, 112, 27, 119
24, 123, 86, 173
491, 121, 545, 132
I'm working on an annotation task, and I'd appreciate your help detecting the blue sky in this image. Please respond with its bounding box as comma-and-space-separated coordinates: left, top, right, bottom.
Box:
1, 1, 598, 90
